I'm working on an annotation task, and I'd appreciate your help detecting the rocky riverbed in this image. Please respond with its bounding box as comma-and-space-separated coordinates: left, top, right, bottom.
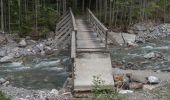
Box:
0, 33, 67, 63
0, 33, 73, 100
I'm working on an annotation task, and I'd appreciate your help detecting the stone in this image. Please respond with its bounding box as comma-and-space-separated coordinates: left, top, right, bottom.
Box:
0, 50, 7, 57
112, 68, 124, 75
144, 52, 164, 59
0, 78, 6, 84
147, 76, 159, 84
135, 37, 145, 43
36, 43, 44, 51
50, 89, 59, 96
39, 91, 47, 100
2, 81, 10, 86
0, 55, 13, 63
129, 82, 143, 89
143, 85, 157, 91
127, 41, 138, 48
44, 46, 53, 55
0, 35, 7, 45
19, 98, 26, 100
119, 90, 133, 94
27, 40, 36, 45
128, 73, 147, 84
18, 39, 27, 47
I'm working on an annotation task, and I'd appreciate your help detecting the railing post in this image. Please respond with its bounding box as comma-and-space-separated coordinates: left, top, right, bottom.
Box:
105, 31, 108, 49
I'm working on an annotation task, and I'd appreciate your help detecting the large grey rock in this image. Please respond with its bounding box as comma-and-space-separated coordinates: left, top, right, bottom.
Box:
18, 39, 27, 47
27, 40, 36, 45
50, 89, 59, 96
44, 46, 53, 55
0, 35, 7, 45
147, 76, 159, 84
0, 50, 7, 57
144, 51, 164, 59
0, 55, 13, 63
36, 43, 44, 51
32, 46, 41, 54
0, 78, 6, 84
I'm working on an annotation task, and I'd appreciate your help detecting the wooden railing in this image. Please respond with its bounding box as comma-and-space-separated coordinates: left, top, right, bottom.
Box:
70, 8, 77, 59
55, 8, 77, 55
87, 9, 116, 49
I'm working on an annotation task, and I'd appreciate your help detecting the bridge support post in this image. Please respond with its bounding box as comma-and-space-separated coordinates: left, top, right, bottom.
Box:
105, 31, 108, 49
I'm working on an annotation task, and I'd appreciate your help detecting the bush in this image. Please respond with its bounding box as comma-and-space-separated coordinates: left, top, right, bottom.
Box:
0, 91, 10, 100
91, 75, 122, 100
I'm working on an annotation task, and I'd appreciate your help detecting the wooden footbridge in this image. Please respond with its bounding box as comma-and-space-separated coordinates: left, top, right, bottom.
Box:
55, 8, 116, 92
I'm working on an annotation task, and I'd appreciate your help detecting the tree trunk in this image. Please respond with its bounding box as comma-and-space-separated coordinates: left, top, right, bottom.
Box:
8, 0, 10, 33
1, 0, 4, 33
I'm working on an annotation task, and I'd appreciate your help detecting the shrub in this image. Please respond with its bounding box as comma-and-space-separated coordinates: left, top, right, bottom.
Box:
91, 75, 122, 100
0, 91, 10, 100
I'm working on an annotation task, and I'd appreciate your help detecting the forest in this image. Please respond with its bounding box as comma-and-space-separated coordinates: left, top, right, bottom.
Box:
0, 0, 170, 36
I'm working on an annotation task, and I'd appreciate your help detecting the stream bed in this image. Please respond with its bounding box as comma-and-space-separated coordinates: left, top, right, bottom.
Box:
0, 37, 170, 91
111, 37, 170, 70
0, 51, 71, 90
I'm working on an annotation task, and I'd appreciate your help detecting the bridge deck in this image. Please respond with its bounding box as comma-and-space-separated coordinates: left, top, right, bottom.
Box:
74, 18, 114, 91
76, 19, 105, 49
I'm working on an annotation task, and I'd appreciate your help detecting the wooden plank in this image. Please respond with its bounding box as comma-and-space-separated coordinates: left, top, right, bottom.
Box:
71, 31, 76, 59
57, 28, 72, 44
56, 24, 72, 40
56, 13, 71, 30
58, 19, 72, 34
56, 17, 72, 33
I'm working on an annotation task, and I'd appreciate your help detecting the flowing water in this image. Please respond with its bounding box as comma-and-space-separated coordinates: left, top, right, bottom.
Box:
0, 51, 71, 90
111, 37, 170, 70
0, 37, 170, 90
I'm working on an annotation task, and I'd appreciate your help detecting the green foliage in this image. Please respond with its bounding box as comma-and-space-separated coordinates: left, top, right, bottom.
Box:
0, 91, 10, 100
92, 75, 122, 100
2, 0, 60, 39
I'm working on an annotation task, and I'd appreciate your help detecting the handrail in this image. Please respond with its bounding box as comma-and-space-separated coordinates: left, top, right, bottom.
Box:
69, 8, 78, 32
54, 8, 77, 52
69, 8, 77, 59
87, 8, 108, 49
87, 9, 108, 32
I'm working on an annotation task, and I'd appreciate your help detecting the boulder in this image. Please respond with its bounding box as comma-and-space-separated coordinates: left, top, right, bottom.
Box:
50, 89, 59, 96
0, 78, 6, 84
0, 50, 7, 57
135, 37, 145, 43
44, 46, 53, 55
129, 82, 143, 89
144, 52, 164, 59
0, 35, 7, 45
27, 40, 36, 45
2, 81, 10, 86
0, 55, 13, 63
36, 43, 44, 51
147, 76, 159, 84
18, 39, 27, 47
119, 90, 133, 94
127, 41, 138, 48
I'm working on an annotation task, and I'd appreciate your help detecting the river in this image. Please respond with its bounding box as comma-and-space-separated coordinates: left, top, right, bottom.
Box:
0, 51, 71, 90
